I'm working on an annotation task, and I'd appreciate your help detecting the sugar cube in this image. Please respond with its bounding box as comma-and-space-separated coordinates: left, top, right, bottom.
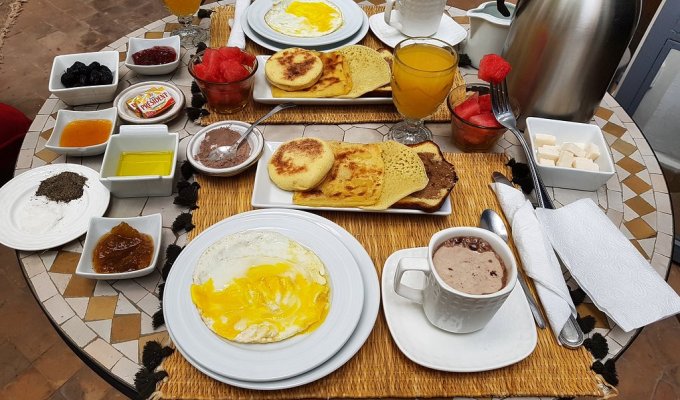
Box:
573, 157, 600, 171
538, 157, 556, 167
585, 142, 600, 161
556, 151, 574, 168
561, 142, 587, 158
537, 145, 560, 161
535, 133, 557, 147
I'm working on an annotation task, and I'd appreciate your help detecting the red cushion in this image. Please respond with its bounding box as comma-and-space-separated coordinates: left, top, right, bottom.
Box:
0, 103, 31, 185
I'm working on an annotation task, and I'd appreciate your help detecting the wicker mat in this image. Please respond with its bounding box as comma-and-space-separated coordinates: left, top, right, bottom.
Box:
154, 153, 611, 399
199, 5, 455, 125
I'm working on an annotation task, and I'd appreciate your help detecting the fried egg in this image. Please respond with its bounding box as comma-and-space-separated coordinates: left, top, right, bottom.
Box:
191, 231, 330, 343
264, 0, 343, 38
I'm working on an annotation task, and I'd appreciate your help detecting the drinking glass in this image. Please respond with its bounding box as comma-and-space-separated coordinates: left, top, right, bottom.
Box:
163, 0, 207, 47
388, 38, 458, 144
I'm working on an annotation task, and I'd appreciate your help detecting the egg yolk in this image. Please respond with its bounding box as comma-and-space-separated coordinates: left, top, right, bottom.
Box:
286, 1, 338, 33
190, 262, 330, 341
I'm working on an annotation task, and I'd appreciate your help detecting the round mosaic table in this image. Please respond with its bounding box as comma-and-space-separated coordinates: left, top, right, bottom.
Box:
13, 0, 675, 398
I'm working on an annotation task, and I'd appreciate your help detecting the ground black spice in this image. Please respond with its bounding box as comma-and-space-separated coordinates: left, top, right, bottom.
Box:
35, 171, 87, 203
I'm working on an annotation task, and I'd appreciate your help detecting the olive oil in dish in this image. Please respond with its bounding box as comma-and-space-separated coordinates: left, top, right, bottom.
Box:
116, 151, 174, 176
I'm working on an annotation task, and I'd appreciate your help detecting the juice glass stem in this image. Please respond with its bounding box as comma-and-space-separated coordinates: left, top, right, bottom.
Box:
172, 15, 207, 47
388, 118, 432, 145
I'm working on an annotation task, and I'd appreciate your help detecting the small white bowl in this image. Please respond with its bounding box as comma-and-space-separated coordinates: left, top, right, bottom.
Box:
76, 214, 162, 280
124, 36, 181, 75
48, 51, 119, 106
526, 117, 615, 191
99, 124, 178, 198
45, 108, 117, 156
186, 121, 265, 177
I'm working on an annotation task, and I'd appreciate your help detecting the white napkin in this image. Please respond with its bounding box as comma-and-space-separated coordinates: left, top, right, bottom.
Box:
536, 198, 680, 332
490, 183, 576, 341
227, 0, 251, 49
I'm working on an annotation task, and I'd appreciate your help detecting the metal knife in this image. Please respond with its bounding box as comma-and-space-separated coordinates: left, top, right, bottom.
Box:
492, 171, 584, 348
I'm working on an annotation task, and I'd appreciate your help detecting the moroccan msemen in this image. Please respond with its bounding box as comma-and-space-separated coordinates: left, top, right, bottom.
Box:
335, 45, 391, 98
360, 141, 429, 210
293, 141, 384, 207
190, 231, 330, 344
271, 51, 352, 98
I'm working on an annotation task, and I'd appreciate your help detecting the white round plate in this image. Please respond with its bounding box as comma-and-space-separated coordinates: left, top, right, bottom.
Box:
243, 10, 369, 52
0, 164, 110, 251
369, 12, 467, 48
113, 81, 185, 124
163, 209, 365, 382
245, 0, 364, 47
382, 247, 537, 372
166, 209, 380, 390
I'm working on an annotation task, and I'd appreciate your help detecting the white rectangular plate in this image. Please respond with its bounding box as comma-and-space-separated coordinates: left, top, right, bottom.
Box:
252, 142, 452, 216
252, 56, 393, 105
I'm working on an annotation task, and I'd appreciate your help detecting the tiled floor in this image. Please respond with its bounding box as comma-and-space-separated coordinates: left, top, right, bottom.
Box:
0, 0, 678, 399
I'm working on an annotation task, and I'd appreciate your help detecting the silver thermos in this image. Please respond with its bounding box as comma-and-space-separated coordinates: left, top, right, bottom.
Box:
502, 0, 641, 126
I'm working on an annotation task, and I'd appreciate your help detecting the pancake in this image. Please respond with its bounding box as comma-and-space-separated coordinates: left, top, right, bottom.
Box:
360, 141, 429, 210
272, 51, 352, 98
335, 45, 391, 99
268, 138, 335, 191
293, 141, 384, 207
265, 48, 324, 91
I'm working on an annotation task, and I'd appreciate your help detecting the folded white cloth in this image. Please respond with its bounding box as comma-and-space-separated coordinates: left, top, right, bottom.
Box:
227, 0, 251, 49
536, 198, 680, 332
491, 183, 576, 341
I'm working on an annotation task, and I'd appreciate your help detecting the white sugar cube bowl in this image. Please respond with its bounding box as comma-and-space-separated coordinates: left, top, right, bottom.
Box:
75, 214, 162, 280
45, 107, 118, 156
99, 124, 178, 198
124, 36, 181, 75
526, 117, 615, 191
48, 51, 119, 106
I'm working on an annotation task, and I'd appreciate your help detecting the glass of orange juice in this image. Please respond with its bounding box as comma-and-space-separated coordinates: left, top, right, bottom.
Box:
163, 0, 207, 47
389, 38, 458, 144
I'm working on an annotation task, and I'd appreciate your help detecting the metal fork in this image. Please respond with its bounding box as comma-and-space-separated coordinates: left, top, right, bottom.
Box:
490, 80, 554, 209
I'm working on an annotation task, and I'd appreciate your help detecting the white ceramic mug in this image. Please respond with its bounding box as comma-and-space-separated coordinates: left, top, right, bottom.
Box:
384, 0, 447, 37
394, 227, 517, 333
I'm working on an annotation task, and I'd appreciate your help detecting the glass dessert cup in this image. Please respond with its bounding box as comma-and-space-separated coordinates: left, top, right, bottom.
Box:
388, 37, 458, 145
188, 52, 258, 114
448, 83, 516, 152
162, 0, 207, 47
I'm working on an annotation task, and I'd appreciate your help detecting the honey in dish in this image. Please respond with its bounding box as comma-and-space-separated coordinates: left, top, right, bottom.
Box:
59, 119, 112, 147
116, 151, 173, 176
92, 222, 154, 273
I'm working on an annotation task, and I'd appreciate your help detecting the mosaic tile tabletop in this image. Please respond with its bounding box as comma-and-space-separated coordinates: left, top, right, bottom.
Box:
14, 0, 674, 397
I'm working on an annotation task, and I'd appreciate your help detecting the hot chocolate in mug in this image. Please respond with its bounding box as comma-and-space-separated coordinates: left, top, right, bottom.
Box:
384, 0, 447, 37
394, 227, 518, 333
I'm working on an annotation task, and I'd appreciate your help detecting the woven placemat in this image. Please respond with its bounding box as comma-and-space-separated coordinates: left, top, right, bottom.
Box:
199, 5, 456, 125
154, 153, 610, 399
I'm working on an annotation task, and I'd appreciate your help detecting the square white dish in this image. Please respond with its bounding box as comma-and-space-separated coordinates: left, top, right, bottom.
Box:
382, 247, 537, 372
48, 51, 119, 106
124, 36, 181, 75
45, 107, 117, 156
251, 141, 452, 215
252, 56, 393, 105
76, 213, 162, 280
99, 124, 178, 198
526, 117, 615, 191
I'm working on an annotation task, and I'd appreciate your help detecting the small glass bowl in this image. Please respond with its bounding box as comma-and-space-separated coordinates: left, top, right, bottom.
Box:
188, 51, 257, 114
448, 83, 510, 153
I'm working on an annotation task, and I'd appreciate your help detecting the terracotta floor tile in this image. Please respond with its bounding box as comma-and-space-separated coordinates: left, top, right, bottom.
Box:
0, 366, 53, 400
0, 340, 31, 388
57, 367, 113, 400
32, 343, 84, 389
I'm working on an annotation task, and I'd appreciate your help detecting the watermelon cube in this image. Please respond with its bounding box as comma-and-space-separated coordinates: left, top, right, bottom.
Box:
453, 96, 481, 120
469, 112, 502, 128
478, 94, 492, 112
478, 54, 511, 84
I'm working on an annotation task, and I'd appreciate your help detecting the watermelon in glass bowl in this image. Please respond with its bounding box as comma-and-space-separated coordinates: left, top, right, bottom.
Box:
189, 47, 258, 114
448, 83, 517, 152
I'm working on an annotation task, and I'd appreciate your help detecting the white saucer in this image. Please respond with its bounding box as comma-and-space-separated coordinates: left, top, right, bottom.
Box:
114, 81, 185, 124
242, 10, 369, 52
382, 247, 537, 372
369, 12, 467, 48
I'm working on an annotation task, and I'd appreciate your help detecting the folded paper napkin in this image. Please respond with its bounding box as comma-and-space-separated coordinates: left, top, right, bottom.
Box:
535, 198, 680, 332
491, 183, 576, 341
226, 0, 250, 48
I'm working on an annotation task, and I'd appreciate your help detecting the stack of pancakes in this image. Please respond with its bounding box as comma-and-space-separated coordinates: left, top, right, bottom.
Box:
264, 46, 391, 99
267, 138, 458, 212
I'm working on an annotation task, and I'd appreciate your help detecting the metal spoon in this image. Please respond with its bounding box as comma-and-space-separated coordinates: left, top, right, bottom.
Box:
479, 209, 547, 329
207, 102, 296, 162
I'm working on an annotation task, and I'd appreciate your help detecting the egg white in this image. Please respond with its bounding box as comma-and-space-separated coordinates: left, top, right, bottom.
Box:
264, 0, 343, 38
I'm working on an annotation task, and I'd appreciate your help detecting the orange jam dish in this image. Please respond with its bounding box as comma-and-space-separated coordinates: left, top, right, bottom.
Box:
59, 119, 112, 147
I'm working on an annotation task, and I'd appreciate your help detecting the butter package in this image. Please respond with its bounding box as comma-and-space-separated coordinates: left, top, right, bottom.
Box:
126, 86, 175, 118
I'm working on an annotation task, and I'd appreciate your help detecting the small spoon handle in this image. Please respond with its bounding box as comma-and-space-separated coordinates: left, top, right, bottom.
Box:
234, 102, 296, 148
